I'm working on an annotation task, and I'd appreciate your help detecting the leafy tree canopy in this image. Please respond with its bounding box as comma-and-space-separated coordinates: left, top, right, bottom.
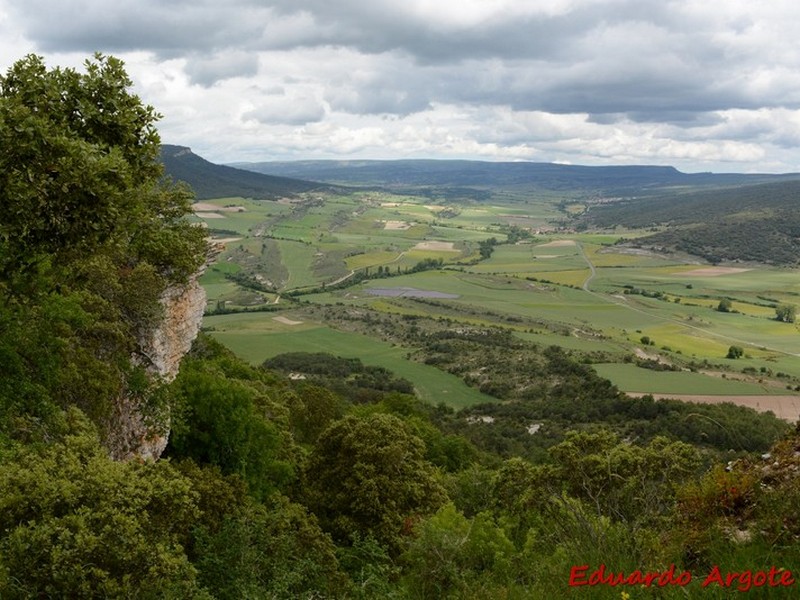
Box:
0, 54, 205, 285
304, 413, 447, 553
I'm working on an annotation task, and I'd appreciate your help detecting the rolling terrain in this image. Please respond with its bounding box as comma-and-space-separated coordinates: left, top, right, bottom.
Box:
578, 179, 800, 265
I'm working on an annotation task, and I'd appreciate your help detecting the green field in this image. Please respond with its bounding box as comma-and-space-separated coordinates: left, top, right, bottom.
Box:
593, 363, 788, 395
203, 312, 495, 409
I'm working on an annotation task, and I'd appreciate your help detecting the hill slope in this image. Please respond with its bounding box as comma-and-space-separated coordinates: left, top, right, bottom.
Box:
161, 145, 326, 200
582, 180, 800, 265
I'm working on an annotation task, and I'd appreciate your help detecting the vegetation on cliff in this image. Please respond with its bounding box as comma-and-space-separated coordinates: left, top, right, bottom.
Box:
0, 54, 207, 450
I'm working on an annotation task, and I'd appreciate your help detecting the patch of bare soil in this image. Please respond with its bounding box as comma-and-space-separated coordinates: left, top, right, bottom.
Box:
537, 240, 577, 248
383, 220, 412, 230
627, 393, 800, 422
195, 212, 225, 219
413, 241, 458, 251
272, 316, 303, 326
634, 348, 672, 366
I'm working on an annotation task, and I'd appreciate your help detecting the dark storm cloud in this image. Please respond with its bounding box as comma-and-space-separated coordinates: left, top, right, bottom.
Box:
9, 0, 786, 118
9, 1, 265, 55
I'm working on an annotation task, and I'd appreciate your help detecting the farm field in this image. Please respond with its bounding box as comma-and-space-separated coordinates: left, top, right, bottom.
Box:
203, 312, 495, 409
195, 189, 800, 408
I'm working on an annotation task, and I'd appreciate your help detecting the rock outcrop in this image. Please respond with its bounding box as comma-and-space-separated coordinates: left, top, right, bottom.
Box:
107, 275, 206, 461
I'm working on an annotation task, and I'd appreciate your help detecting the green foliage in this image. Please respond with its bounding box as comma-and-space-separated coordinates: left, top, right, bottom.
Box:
478, 237, 498, 259
305, 413, 447, 553
0, 54, 205, 284
727, 345, 744, 359
264, 351, 415, 401
282, 383, 347, 444
0, 54, 206, 444
775, 303, 796, 323
192, 495, 347, 599
717, 298, 732, 312
548, 430, 701, 525
401, 504, 515, 598
584, 180, 800, 265
0, 409, 205, 599
167, 352, 295, 500
445, 464, 497, 518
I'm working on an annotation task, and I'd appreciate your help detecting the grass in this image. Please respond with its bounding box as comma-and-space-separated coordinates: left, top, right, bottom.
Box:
276, 240, 319, 289
592, 363, 787, 395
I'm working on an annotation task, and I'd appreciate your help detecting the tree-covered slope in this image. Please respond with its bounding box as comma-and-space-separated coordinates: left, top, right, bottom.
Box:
160, 144, 327, 200
582, 180, 800, 265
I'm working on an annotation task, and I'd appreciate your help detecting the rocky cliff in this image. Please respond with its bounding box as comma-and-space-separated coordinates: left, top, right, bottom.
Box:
107, 266, 209, 461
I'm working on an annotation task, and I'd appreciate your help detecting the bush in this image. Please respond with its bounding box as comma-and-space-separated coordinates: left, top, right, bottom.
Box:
727, 345, 744, 359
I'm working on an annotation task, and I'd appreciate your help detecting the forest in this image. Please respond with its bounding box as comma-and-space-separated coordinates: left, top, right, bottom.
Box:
1, 55, 799, 599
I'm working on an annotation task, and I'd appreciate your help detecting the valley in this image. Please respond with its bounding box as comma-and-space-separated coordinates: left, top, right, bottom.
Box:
190, 174, 800, 422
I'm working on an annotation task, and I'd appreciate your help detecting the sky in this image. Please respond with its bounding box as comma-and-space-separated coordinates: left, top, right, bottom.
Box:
3, 1, 800, 173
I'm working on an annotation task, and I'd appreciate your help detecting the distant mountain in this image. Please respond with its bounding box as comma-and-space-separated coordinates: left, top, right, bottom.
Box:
160, 145, 327, 200
228, 158, 800, 196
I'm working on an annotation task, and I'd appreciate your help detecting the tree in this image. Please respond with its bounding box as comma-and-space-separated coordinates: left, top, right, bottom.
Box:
167, 354, 295, 500
716, 298, 732, 313
0, 54, 206, 285
191, 496, 348, 599
548, 430, 700, 524
0, 409, 204, 598
775, 303, 796, 323
726, 345, 744, 359
304, 413, 446, 553
478, 237, 498, 259
401, 504, 515, 598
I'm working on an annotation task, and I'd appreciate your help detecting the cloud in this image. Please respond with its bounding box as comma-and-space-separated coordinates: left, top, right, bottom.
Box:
5, 0, 800, 171
242, 91, 326, 125
184, 52, 259, 86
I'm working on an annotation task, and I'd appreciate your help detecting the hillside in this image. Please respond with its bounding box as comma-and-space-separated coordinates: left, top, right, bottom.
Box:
230, 158, 800, 196
581, 180, 800, 265
160, 144, 327, 200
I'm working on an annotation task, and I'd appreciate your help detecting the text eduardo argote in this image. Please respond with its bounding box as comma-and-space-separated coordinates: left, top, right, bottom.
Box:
569, 564, 795, 592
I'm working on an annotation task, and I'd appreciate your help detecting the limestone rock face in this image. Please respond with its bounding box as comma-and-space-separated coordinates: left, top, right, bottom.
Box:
138, 277, 208, 382
108, 275, 207, 461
